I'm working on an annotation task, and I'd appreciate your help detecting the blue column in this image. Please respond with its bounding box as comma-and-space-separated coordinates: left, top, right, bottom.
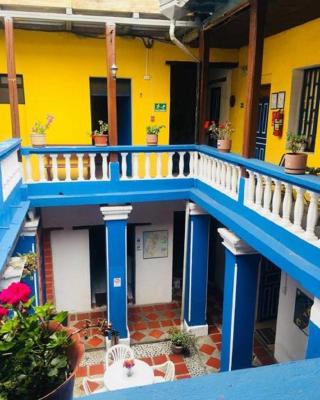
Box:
101, 205, 132, 342
183, 202, 210, 337
306, 298, 320, 359
14, 217, 40, 305
218, 228, 260, 372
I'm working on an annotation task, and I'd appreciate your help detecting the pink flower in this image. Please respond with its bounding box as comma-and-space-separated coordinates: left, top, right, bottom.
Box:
0, 306, 8, 319
123, 359, 135, 369
0, 282, 31, 306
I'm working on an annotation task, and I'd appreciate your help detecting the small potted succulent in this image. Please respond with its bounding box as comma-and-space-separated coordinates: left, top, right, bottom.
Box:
146, 124, 165, 146
30, 114, 54, 147
168, 327, 193, 355
284, 133, 308, 174
208, 121, 234, 152
92, 120, 109, 146
123, 358, 135, 377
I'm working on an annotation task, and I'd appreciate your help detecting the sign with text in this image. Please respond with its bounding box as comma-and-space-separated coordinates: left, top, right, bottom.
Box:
154, 103, 167, 112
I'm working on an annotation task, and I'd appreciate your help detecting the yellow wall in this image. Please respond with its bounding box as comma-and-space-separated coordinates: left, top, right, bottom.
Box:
229, 18, 320, 167
0, 29, 235, 147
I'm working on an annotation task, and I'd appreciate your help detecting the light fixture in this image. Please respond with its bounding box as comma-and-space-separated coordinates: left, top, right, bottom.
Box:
111, 64, 118, 79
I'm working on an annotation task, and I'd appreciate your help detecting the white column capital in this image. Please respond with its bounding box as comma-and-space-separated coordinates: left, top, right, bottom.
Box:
21, 217, 40, 237
218, 228, 257, 256
310, 297, 320, 328
100, 205, 132, 221
188, 202, 207, 216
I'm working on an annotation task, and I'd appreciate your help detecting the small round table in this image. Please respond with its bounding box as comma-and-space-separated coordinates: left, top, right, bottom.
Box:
104, 359, 154, 391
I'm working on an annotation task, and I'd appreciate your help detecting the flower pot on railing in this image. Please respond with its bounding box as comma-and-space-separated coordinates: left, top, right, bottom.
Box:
146, 133, 158, 146
92, 134, 108, 146
284, 153, 307, 175
217, 139, 232, 153
31, 133, 46, 147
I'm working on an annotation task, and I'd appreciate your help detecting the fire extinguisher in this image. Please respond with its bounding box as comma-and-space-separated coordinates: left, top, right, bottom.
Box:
272, 109, 284, 137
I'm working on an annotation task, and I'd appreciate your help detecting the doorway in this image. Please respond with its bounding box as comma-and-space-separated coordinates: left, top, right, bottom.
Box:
89, 78, 132, 146
255, 85, 270, 160
89, 226, 106, 307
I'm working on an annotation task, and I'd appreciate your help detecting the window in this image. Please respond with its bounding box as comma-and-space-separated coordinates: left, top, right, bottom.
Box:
0, 74, 25, 104
298, 67, 320, 151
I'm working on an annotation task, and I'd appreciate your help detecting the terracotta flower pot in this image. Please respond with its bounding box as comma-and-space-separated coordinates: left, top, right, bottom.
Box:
284, 153, 307, 175
39, 322, 84, 400
146, 134, 158, 146
31, 133, 46, 147
93, 135, 108, 146
217, 139, 231, 153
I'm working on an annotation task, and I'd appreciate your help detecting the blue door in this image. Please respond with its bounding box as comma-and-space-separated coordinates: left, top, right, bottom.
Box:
255, 96, 269, 160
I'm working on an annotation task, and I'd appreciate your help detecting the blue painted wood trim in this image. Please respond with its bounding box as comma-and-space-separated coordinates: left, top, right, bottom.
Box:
306, 321, 320, 359
0, 139, 21, 160
79, 357, 320, 400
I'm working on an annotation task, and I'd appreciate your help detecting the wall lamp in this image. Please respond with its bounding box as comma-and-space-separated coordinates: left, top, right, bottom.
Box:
111, 64, 118, 79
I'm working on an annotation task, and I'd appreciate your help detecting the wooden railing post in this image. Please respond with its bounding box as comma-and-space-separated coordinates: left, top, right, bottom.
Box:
198, 29, 210, 145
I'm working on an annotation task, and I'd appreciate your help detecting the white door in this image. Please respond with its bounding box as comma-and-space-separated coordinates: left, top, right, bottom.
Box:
51, 229, 91, 312
135, 225, 173, 305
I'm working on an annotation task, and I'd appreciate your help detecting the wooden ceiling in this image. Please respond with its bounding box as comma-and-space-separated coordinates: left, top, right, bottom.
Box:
205, 0, 320, 48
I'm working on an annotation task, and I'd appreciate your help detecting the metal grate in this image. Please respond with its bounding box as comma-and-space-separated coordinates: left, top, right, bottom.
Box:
298, 67, 320, 152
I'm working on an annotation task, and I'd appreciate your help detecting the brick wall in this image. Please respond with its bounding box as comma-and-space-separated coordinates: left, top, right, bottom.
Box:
43, 230, 55, 304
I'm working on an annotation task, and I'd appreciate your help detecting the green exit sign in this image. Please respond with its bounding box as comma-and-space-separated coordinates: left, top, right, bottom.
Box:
154, 103, 167, 112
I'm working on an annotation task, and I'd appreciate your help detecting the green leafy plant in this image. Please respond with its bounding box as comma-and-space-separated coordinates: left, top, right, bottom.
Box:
167, 327, 193, 348
31, 114, 54, 135
93, 120, 109, 136
18, 252, 38, 278
146, 125, 165, 135
286, 133, 307, 153
208, 121, 234, 140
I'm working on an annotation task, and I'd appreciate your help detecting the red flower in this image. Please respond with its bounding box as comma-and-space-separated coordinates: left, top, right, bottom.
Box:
0, 306, 8, 319
204, 120, 210, 129
0, 282, 31, 306
219, 123, 225, 129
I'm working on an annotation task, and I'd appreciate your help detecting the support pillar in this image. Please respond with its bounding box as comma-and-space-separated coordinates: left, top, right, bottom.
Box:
198, 29, 209, 144
306, 298, 320, 359
183, 202, 210, 336
100, 205, 132, 343
218, 228, 260, 371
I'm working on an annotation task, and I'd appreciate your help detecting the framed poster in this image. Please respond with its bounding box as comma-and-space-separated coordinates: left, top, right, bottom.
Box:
143, 230, 168, 259
293, 288, 313, 335
277, 91, 286, 109
271, 92, 278, 110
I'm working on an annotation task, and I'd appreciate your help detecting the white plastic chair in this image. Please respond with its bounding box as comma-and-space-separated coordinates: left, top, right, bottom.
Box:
152, 361, 175, 383
106, 344, 135, 369
82, 377, 107, 395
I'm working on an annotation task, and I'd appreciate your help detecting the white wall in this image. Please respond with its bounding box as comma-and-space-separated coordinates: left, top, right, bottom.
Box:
274, 272, 313, 362
135, 224, 173, 305
51, 229, 91, 312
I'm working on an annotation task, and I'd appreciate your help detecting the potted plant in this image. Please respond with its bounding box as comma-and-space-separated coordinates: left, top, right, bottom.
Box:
168, 327, 193, 355
284, 133, 308, 174
0, 282, 84, 400
31, 114, 54, 147
92, 120, 109, 146
208, 121, 234, 152
146, 124, 164, 146
18, 251, 38, 278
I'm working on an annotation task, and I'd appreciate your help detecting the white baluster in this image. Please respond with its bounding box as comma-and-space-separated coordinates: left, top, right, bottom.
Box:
271, 179, 281, 221
220, 163, 227, 189
255, 174, 263, 208
156, 153, 162, 179
262, 176, 272, 214
207, 157, 212, 183
178, 152, 185, 178
25, 154, 32, 183
64, 154, 72, 182
77, 153, 84, 181
51, 154, 59, 182
203, 155, 208, 181
89, 153, 96, 181
246, 171, 255, 205
215, 160, 221, 186
193, 152, 198, 178
120, 152, 128, 180
101, 153, 109, 180
305, 192, 319, 241
199, 154, 204, 179
282, 183, 293, 226
38, 154, 46, 182
211, 159, 216, 186
167, 152, 174, 178
225, 163, 232, 192
292, 186, 305, 233
188, 152, 194, 178
145, 153, 151, 179
132, 153, 139, 179
231, 166, 238, 196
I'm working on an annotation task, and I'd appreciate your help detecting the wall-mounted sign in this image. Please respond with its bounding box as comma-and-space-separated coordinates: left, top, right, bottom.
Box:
143, 230, 168, 259
113, 277, 121, 288
277, 91, 286, 109
154, 103, 167, 112
271, 92, 278, 110
293, 288, 313, 335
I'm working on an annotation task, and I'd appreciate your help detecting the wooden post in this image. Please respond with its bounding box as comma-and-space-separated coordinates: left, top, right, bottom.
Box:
242, 0, 267, 158
4, 17, 20, 138
198, 29, 209, 144
105, 22, 118, 147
